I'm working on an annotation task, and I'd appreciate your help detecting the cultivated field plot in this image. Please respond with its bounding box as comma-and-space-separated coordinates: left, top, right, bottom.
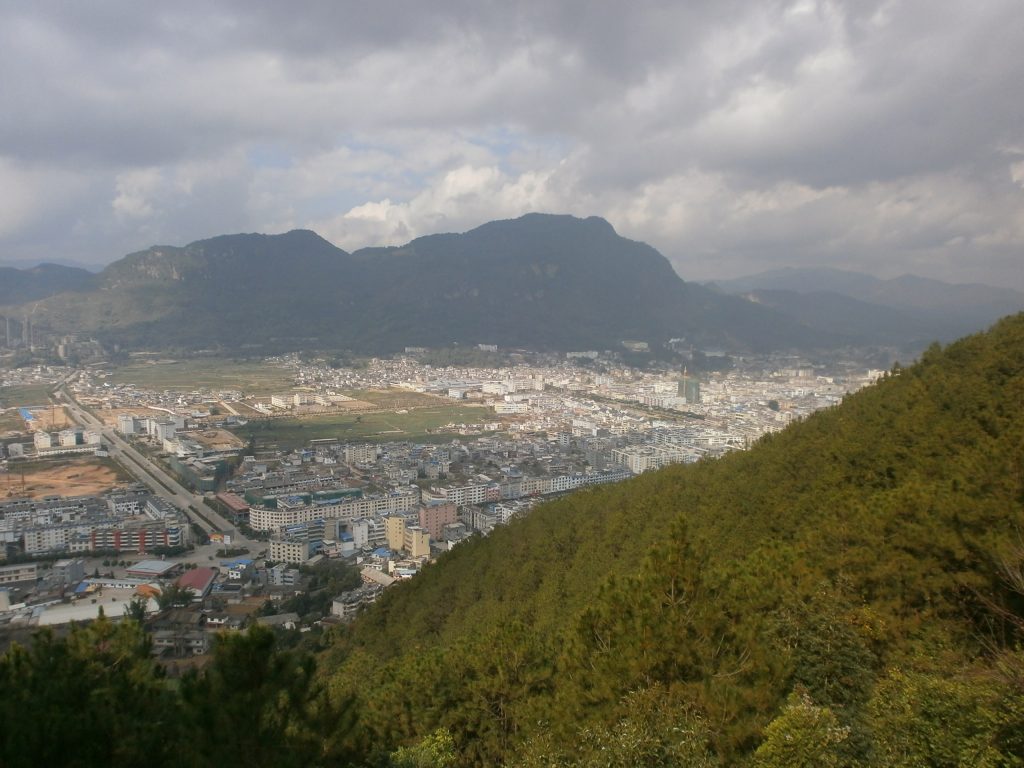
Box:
230, 404, 497, 449
104, 359, 294, 395
342, 389, 449, 408
1, 457, 131, 499
0, 384, 53, 409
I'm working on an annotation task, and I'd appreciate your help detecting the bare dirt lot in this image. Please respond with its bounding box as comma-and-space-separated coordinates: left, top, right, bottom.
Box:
184, 428, 245, 451
28, 404, 72, 432
2, 457, 128, 499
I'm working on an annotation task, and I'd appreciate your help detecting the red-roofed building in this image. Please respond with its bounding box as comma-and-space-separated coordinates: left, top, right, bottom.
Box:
216, 492, 250, 519
176, 567, 217, 601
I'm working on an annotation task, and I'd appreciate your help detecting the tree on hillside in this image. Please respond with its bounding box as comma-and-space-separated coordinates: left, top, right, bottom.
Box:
0, 617, 181, 767
752, 691, 848, 768
156, 583, 194, 609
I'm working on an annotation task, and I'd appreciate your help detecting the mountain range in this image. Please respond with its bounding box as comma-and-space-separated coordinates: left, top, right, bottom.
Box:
0, 263, 96, 306
2, 215, 1020, 355
709, 266, 1024, 344
0, 215, 823, 354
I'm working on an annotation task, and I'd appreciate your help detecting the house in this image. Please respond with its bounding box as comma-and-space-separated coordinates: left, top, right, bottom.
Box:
151, 629, 210, 657
176, 567, 217, 601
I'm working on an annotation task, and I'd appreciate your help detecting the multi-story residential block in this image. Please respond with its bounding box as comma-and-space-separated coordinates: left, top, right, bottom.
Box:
269, 538, 312, 565
1, 493, 190, 555
331, 583, 384, 621
403, 525, 430, 558
248, 487, 420, 532
425, 481, 500, 506
383, 514, 430, 557
0, 563, 38, 585
418, 502, 458, 540
349, 517, 386, 549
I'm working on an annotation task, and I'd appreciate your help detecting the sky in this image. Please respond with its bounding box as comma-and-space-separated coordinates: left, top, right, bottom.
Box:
1, 0, 1022, 288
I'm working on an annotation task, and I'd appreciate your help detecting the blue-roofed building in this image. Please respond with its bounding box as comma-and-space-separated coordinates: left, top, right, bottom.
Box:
220, 558, 254, 568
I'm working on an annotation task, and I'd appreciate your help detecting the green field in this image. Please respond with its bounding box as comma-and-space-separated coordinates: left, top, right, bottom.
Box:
104, 359, 294, 395
0, 384, 53, 409
230, 405, 496, 449
342, 389, 447, 407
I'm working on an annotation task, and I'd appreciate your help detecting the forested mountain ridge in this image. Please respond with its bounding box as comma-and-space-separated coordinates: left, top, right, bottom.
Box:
2, 314, 1023, 767
4, 214, 831, 353
322, 312, 1024, 765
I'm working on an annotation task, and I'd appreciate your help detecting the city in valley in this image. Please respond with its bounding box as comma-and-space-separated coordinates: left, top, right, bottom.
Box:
0, 345, 883, 648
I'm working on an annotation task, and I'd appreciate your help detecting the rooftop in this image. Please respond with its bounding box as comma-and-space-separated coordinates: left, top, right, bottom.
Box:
126, 560, 178, 577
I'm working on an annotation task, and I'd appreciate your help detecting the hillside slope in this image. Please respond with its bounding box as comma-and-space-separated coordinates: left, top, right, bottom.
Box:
323, 313, 1024, 765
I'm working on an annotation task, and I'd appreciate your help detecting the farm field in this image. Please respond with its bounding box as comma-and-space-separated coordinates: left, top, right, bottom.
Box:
1, 457, 131, 499
104, 359, 293, 395
230, 404, 498, 449
0, 384, 54, 409
341, 389, 448, 408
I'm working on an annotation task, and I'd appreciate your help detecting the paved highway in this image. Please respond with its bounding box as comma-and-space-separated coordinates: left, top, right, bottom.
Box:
57, 386, 259, 549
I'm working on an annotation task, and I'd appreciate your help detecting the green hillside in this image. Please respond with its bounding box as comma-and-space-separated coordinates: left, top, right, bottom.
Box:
2, 314, 1023, 767
323, 312, 1024, 765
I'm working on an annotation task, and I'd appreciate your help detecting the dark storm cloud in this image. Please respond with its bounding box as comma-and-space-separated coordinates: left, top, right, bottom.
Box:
0, 0, 1021, 288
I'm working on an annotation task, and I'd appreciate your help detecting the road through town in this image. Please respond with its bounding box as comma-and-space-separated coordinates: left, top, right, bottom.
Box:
57, 386, 258, 549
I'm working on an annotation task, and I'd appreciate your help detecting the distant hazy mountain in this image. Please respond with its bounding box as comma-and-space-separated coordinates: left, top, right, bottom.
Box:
0, 256, 103, 272
712, 266, 1024, 341
0, 263, 96, 305
3, 214, 839, 354
741, 288, 933, 345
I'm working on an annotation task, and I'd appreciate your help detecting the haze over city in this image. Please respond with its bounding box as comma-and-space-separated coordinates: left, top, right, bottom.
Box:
2, 0, 1022, 288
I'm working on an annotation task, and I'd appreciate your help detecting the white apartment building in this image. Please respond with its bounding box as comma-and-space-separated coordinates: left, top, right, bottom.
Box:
249, 487, 420, 531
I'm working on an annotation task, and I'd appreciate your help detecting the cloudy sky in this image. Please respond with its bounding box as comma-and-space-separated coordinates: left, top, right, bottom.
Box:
1, 0, 1022, 288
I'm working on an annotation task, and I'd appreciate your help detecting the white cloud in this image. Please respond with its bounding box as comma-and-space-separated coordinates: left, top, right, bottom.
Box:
112, 168, 163, 220
0, 158, 90, 238
311, 163, 564, 250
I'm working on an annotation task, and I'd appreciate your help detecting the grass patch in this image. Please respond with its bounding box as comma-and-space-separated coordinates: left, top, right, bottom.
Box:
0, 384, 54, 409
230, 405, 496, 449
105, 359, 293, 395
342, 389, 447, 408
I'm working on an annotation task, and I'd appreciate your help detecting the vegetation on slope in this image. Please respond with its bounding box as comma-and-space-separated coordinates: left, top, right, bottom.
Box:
323, 313, 1024, 765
